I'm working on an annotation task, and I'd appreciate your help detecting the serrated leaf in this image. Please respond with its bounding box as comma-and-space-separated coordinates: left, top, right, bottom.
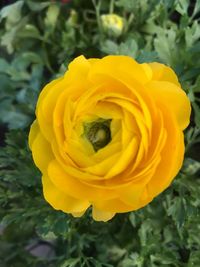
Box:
167, 197, 186, 229
119, 39, 138, 58
185, 21, 200, 48
101, 40, 119, 55
175, 0, 189, 15
154, 28, 177, 64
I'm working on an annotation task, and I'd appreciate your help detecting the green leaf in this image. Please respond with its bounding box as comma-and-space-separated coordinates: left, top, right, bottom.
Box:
154, 27, 177, 64
101, 40, 119, 55
18, 24, 41, 39
175, 0, 189, 15
167, 197, 187, 229
0, 58, 10, 73
192, 102, 200, 128
185, 21, 200, 48
26, 0, 51, 11
116, 0, 135, 12
0, 0, 24, 26
118, 39, 138, 58
137, 51, 158, 63
60, 258, 80, 267
0, 107, 31, 129
102, 39, 138, 58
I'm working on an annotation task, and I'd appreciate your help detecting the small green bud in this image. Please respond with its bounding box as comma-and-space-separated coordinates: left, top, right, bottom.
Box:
101, 14, 124, 37
67, 9, 78, 26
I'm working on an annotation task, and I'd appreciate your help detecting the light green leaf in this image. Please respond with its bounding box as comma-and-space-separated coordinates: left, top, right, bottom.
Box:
154, 28, 176, 64
0, 59, 10, 73
185, 21, 200, 48
60, 258, 80, 267
26, 0, 51, 11
101, 40, 119, 55
175, 0, 189, 15
118, 39, 138, 58
0, 0, 24, 26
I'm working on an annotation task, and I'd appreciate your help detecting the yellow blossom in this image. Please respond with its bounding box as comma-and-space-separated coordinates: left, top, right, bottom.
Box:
29, 55, 191, 222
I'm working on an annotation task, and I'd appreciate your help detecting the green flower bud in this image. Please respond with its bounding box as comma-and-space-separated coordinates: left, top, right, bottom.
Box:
101, 14, 124, 37
67, 9, 78, 26
83, 118, 112, 152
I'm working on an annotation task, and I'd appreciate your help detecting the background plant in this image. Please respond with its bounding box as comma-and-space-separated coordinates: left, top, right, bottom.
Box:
0, 0, 200, 266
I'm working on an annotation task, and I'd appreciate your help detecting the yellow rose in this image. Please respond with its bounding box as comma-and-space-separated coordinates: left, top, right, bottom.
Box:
29, 55, 191, 222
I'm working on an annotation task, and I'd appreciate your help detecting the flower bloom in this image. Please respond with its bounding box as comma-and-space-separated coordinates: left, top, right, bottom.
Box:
29, 55, 191, 221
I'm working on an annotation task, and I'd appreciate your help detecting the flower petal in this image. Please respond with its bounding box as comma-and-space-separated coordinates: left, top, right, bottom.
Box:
93, 198, 134, 213
29, 120, 39, 150
42, 175, 90, 213
148, 62, 180, 86
31, 132, 53, 173
48, 160, 117, 200
92, 206, 115, 222
64, 55, 91, 82
146, 81, 191, 130
147, 103, 185, 197
89, 55, 152, 85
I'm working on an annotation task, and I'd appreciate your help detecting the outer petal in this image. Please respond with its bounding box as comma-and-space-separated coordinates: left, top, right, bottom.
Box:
64, 55, 92, 82
147, 104, 185, 197
29, 120, 39, 150
93, 198, 134, 213
71, 211, 86, 218
116, 178, 151, 207
148, 62, 180, 86
31, 132, 53, 173
36, 77, 66, 142
148, 132, 184, 197
42, 175, 90, 213
92, 206, 115, 222
146, 81, 191, 130
88, 55, 152, 85
48, 160, 117, 201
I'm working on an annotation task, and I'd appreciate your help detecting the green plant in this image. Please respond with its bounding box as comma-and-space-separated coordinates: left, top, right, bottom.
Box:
0, 0, 200, 266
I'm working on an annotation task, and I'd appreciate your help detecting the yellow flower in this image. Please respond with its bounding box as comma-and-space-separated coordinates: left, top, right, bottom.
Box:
29, 55, 191, 222
101, 14, 124, 37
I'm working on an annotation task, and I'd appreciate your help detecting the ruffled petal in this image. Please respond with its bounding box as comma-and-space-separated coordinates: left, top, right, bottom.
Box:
93, 198, 134, 213
28, 120, 39, 150
146, 81, 191, 130
64, 55, 91, 82
147, 103, 185, 197
148, 62, 180, 86
88, 55, 152, 85
42, 175, 90, 213
48, 160, 117, 200
92, 206, 115, 222
31, 132, 53, 173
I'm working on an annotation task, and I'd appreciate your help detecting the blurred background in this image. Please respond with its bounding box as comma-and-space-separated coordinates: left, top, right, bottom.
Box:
0, 0, 200, 266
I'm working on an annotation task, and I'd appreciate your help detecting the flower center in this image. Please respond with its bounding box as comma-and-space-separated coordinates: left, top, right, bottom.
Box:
83, 119, 112, 152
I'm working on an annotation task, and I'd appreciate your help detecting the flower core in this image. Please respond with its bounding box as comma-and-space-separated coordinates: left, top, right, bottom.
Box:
83, 119, 112, 152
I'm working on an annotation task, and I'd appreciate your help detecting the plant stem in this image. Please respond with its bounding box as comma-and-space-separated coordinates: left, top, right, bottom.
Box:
109, 0, 115, 14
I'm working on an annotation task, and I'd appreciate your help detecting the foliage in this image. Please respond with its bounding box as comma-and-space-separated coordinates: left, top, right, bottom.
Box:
0, 0, 200, 266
